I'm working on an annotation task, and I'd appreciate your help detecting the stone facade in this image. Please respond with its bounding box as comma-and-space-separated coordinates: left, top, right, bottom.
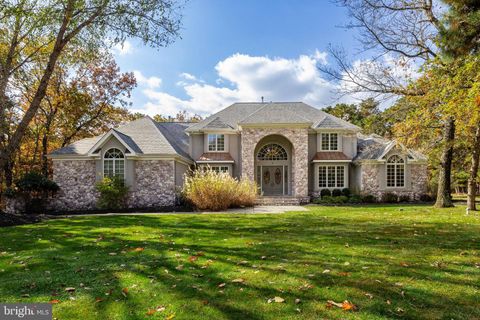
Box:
127, 160, 176, 208
50, 160, 98, 211
241, 127, 309, 197
360, 162, 428, 200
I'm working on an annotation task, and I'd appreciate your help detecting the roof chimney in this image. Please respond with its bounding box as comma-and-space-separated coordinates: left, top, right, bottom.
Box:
261, 96, 264, 103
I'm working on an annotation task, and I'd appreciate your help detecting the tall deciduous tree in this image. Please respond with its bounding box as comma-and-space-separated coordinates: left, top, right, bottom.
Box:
325, 0, 480, 208
0, 0, 184, 187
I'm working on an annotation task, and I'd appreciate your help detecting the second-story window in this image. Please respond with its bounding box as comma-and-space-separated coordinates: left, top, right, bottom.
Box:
208, 134, 225, 151
321, 133, 338, 151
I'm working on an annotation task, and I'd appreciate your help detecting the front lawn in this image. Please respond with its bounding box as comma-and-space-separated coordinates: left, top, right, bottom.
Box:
0, 205, 479, 319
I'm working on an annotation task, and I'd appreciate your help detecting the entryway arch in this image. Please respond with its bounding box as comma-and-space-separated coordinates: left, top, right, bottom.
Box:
254, 135, 292, 195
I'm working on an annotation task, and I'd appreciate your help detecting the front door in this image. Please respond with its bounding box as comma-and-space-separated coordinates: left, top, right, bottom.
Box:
262, 166, 283, 195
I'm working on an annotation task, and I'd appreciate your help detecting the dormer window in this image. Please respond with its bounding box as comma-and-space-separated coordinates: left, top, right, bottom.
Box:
321, 133, 338, 151
208, 134, 225, 152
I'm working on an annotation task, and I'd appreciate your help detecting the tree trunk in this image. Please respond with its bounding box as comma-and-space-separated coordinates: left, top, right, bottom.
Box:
467, 125, 480, 210
435, 116, 455, 208
3, 158, 14, 188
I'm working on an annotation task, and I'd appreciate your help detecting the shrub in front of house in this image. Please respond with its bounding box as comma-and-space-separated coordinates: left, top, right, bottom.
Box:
399, 194, 411, 202
95, 176, 129, 210
8, 172, 60, 213
381, 192, 399, 203
331, 189, 342, 197
361, 194, 377, 203
320, 189, 331, 197
347, 194, 362, 203
182, 169, 256, 211
341, 188, 351, 197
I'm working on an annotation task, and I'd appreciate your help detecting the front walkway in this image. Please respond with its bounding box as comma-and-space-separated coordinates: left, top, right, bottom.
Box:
60, 205, 309, 217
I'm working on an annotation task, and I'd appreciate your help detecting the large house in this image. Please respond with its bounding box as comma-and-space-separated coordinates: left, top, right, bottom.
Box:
48, 102, 428, 210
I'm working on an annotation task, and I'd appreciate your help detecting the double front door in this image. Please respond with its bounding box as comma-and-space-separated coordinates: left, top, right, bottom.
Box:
259, 166, 287, 195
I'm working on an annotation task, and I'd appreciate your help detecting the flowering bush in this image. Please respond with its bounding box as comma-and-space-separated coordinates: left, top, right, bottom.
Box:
182, 170, 257, 211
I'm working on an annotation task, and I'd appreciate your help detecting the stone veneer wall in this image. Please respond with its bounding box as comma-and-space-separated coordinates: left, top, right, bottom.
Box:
127, 160, 176, 208
241, 128, 309, 197
361, 162, 428, 200
50, 160, 98, 211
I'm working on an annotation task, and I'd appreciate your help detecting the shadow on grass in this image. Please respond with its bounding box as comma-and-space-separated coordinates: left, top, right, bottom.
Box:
0, 209, 479, 319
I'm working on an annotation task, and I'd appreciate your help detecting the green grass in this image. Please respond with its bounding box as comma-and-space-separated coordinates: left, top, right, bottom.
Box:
0, 205, 479, 320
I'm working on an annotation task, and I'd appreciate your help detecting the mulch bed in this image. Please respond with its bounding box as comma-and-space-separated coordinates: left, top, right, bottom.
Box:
0, 212, 48, 227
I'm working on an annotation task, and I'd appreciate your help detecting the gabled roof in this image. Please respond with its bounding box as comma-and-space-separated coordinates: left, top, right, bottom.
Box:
49, 117, 194, 161
186, 102, 362, 132
354, 134, 427, 162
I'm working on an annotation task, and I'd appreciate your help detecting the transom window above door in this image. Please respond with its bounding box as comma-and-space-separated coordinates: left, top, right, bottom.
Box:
208, 134, 225, 151
257, 143, 288, 161
321, 133, 339, 151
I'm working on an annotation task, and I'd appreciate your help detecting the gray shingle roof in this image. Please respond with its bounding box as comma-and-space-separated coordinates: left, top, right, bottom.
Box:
50, 117, 193, 160
49, 136, 104, 155
186, 102, 361, 131
354, 134, 427, 161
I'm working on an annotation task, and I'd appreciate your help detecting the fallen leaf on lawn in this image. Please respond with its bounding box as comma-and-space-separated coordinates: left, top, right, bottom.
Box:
386, 299, 391, 305
165, 313, 175, 320
188, 256, 198, 263
261, 256, 267, 260
268, 296, 285, 303
342, 301, 357, 311
326, 300, 358, 311
400, 262, 409, 267
121, 288, 128, 297
95, 297, 103, 303
218, 283, 226, 288
175, 265, 184, 271
237, 260, 248, 265
156, 306, 166, 312
295, 298, 301, 304
108, 252, 117, 256
364, 293, 373, 299
231, 278, 245, 283
338, 272, 350, 277
146, 309, 156, 316
133, 247, 144, 252
49, 299, 60, 304
202, 300, 209, 305
65, 287, 76, 292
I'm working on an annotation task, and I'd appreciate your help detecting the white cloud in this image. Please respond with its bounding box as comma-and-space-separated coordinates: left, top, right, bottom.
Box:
179, 72, 198, 81
113, 41, 133, 56
133, 50, 344, 117
133, 71, 162, 89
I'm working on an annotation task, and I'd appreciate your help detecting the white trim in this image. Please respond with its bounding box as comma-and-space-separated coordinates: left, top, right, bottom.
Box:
198, 164, 232, 175
204, 133, 228, 153
314, 163, 349, 191
312, 160, 351, 163
87, 130, 136, 156
102, 148, 126, 180
196, 160, 234, 164
385, 154, 406, 188
318, 132, 341, 151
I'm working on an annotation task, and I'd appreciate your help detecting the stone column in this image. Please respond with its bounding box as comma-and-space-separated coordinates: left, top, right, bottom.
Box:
240, 127, 309, 197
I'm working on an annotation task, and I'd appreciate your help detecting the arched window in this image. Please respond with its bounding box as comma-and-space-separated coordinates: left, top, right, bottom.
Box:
103, 148, 125, 180
257, 144, 288, 161
386, 155, 404, 187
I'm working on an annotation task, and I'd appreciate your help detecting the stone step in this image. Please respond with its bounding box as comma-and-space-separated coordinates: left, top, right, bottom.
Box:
255, 196, 309, 206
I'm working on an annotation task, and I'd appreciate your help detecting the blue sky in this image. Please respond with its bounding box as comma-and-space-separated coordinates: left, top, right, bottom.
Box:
113, 0, 366, 116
